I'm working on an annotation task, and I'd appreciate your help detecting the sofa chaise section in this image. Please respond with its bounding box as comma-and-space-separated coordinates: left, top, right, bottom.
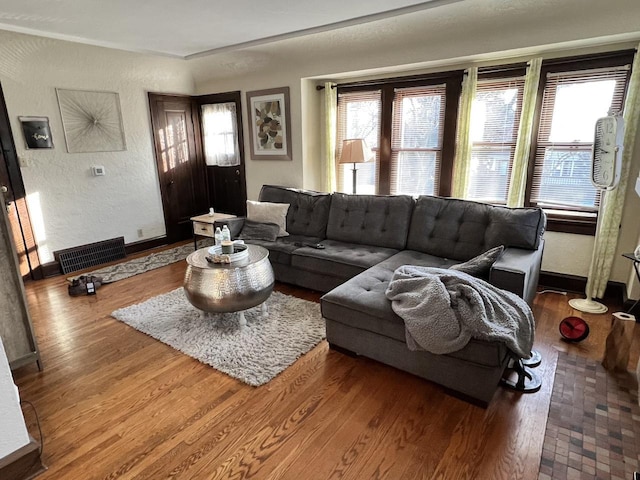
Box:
321, 195, 546, 405
404, 195, 546, 305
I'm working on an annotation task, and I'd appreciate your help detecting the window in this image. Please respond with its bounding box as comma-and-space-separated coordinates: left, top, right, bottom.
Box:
390, 85, 446, 196
528, 56, 632, 216
336, 90, 381, 194
332, 50, 635, 234
467, 75, 525, 203
336, 72, 462, 197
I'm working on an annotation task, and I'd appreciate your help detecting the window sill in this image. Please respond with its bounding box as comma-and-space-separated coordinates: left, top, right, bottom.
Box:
544, 209, 596, 235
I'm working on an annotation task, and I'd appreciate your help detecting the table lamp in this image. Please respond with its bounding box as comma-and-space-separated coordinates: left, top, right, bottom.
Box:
339, 139, 373, 194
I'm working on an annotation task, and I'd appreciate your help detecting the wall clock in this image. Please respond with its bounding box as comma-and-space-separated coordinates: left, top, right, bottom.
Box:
56, 88, 126, 153
591, 115, 624, 190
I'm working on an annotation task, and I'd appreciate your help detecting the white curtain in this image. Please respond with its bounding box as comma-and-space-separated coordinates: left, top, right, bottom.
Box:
507, 57, 542, 207
324, 82, 337, 192
586, 46, 640, 299
451, 67, 478, 198
201, 102, 240, 167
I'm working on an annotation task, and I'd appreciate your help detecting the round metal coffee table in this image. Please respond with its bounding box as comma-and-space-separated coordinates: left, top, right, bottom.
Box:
183, 244, 274, 326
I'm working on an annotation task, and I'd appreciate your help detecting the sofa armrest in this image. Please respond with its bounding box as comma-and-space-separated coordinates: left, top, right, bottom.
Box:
489, 239, 544, 306
214, 217, 245, 239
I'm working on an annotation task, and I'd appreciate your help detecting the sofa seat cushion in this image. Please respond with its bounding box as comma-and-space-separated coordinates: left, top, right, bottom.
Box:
322, 250, 455, 334
291, 240, 398, 281
245, 235, 324, 266
321, 250, 506, 367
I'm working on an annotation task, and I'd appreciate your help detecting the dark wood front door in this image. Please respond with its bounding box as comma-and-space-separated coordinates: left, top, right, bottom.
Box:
0, 83, 41, 280
196, 91, 247, 217
149, 94, 208, 243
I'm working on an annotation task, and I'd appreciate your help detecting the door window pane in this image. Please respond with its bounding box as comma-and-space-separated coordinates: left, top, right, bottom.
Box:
201, 102, 240, 167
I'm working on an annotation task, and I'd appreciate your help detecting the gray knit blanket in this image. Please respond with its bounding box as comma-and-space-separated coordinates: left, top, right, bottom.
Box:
385, 266, 534, 358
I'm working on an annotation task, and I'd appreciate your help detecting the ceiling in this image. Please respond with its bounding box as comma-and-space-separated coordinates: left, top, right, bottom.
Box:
0, 0, 455, 59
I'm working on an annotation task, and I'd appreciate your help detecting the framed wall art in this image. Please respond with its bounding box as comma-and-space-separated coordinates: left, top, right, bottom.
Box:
246, 87, 292, 161
56, 88, 126, 153
19, 116, 53, 149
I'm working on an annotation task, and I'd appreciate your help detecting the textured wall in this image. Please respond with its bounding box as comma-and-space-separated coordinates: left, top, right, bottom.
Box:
0, 339, 29, 459
0, 30, 195, 263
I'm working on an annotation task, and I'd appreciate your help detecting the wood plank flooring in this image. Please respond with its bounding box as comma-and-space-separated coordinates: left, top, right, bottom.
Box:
12, 244, 640, 480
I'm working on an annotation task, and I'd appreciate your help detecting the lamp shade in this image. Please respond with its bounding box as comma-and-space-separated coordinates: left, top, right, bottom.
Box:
339, 139, 373, 164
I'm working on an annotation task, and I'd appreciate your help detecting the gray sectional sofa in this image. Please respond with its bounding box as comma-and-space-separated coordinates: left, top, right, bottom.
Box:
225, 185, 546, 405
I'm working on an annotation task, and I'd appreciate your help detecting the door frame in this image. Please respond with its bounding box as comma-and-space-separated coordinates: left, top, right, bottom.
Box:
0, 83, 42, 280
148, 92, 208, 243
194, 91, 247, 216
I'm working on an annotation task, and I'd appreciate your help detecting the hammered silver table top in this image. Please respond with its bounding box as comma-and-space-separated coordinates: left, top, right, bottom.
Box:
183, 244, 274, 314
185, 244, 268, 269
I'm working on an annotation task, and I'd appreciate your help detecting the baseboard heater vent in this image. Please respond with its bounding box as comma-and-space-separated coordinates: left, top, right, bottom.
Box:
54, 236, 126, 274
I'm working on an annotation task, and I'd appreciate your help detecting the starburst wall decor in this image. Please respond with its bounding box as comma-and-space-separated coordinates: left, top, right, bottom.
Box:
56, 88, 126, 153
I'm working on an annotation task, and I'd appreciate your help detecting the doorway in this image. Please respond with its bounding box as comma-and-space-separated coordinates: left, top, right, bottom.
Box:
149, 94, 208, 243
149, 91, 247, 243
0, 83, 42, 280
196, 91, 247, 217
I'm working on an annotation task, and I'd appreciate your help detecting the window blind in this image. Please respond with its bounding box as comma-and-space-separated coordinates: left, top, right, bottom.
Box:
530, 65, 630, 211
390, 84, 446, 196
467, 76, 525, 203
336, 90, 382, 194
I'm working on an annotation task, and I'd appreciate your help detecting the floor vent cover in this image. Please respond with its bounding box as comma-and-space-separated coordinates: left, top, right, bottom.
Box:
55, 237, 126, 274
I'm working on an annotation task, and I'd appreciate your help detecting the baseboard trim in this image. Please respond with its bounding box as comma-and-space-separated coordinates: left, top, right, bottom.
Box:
539, 271, 626, 302
41, 261, 61, 278
0, 436, 46, 480
124, 236, 168, 255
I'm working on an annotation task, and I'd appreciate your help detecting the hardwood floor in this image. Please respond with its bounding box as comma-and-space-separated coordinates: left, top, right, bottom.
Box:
12, 245, 640, 480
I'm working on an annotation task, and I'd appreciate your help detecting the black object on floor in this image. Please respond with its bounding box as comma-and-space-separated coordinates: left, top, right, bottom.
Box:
68, 275, 103, 296
522, 349, 542, 368
500, 358, 542, 393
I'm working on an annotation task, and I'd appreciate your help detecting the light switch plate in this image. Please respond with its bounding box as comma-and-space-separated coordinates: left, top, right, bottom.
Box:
92, 165, 106, 176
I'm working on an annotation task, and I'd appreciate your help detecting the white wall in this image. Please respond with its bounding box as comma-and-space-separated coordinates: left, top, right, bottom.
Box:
0, 30, 195, 263
190, 0, 640, 290
0, 339, 29, 459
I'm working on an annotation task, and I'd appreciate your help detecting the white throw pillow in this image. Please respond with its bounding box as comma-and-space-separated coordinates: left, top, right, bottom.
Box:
246, 200, 290, 237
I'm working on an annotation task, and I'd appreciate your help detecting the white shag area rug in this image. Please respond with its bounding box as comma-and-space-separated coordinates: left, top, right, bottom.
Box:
111, 288, 325, 386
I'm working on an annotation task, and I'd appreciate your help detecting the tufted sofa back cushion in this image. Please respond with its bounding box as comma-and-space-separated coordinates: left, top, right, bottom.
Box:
258, 185, 332, 238
407, 196, 546, 261
326, 193, 414, 249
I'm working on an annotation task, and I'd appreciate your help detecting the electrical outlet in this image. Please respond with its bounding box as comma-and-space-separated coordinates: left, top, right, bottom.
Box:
137, 228, 143, 238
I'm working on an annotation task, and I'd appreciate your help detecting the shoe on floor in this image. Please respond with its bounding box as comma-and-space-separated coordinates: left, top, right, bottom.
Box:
68, 275, 104, 296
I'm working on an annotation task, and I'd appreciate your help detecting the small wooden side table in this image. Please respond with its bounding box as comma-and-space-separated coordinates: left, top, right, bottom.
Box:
190, 213, 236, 250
